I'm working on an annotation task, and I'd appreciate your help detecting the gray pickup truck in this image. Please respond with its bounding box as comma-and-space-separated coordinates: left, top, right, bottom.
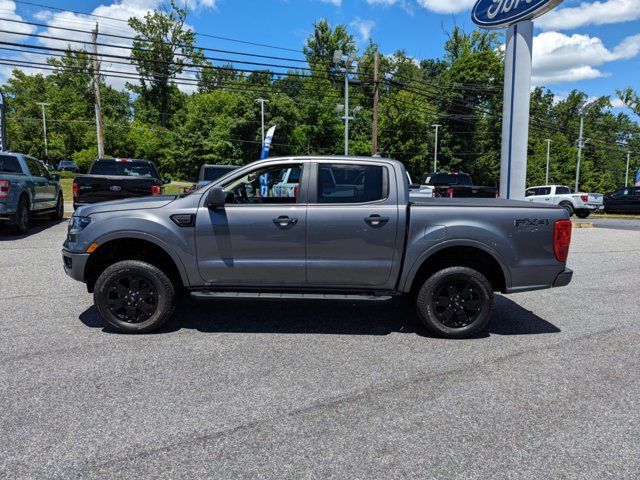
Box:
1, 153, 64, 234
62, 156, 573, 338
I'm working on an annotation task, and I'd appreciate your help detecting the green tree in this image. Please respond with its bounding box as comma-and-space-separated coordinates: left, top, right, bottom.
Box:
128, 0, 203, 127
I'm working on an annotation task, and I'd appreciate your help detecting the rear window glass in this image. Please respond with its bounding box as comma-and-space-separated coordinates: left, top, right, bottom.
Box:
0, 155, 21, 174
90, 161, 158, 178
202, 166, 237, 181
426, 173, 472, 186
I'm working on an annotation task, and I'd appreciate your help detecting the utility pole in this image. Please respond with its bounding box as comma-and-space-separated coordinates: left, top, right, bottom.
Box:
0, 87, 7, 151
626, 151, 631, 186
371, 51, 379, 156
92, 23, 105, 158
575, 115, 585, 193
36, 102, 50, 159
256, 98, 268, 147
432, 124, 441, 172
545, 139, 551, 185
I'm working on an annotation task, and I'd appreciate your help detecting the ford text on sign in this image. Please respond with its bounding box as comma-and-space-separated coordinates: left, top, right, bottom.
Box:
472, 0, 564, 29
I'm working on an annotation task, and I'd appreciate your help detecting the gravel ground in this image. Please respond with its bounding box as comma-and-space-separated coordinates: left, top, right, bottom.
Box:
1, 219, 639, 479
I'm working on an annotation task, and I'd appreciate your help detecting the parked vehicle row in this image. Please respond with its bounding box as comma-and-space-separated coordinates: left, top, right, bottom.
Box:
604, 186, 640, 213
62, 156, 574, 339
0, 153, 64, 234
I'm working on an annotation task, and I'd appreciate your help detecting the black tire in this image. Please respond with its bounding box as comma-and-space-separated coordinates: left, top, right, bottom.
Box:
575, 209, 590, 219
559, 201, 574, 217
50, 194, 64, 220
415, 266, 494, 339
94, 260, 175, 334
12, 196, 30, 235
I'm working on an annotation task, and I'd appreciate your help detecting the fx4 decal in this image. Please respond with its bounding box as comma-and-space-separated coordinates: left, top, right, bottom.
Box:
514, 218, 549, 228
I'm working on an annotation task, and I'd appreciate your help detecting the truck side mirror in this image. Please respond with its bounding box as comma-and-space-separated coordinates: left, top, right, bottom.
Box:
206, 186, 227, 209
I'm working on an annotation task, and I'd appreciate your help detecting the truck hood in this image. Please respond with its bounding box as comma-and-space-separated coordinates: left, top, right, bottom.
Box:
76, 195, 177, 216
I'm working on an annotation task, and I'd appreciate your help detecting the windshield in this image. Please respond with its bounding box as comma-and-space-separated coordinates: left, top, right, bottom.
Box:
90, 161, 158, 178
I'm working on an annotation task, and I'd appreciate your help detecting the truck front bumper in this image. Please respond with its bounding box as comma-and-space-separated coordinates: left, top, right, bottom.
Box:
62, 249, 90, 283
553, 268, 573, 287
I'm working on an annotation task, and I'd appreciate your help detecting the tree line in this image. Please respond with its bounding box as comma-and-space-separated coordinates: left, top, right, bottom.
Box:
2, 2, 638, 193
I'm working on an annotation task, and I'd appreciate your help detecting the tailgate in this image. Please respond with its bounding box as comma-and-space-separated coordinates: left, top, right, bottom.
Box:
75, 175, 158, 203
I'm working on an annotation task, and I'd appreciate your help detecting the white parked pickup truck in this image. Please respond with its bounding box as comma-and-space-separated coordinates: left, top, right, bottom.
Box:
525, 185, 603, 218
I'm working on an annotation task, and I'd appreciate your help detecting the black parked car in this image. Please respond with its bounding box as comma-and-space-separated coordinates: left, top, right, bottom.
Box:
604, 186, 640, 214
57, 160, 80, 172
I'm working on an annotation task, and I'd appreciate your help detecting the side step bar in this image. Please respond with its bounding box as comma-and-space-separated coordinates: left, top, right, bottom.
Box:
191, 291, 394, 301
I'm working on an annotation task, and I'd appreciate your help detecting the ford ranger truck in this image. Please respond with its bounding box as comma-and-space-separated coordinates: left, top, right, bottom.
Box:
62, 156, 573, 339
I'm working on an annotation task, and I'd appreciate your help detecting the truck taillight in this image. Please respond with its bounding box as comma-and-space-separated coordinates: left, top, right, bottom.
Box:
432, 189, 436, 198
553, 220, 572, 263
72, 182, 79, 199
446, 187, 454, 198
0, 179, 9, 199
293, 185, 299, 198
580, 194, 588, 202
151, 185, 161, 195
495, 190, 499, 198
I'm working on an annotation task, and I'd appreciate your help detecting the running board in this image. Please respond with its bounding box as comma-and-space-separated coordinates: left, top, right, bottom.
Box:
191, 291, 394, 301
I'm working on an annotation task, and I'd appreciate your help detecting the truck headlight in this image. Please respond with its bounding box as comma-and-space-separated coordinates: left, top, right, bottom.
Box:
68, 216, 91, 235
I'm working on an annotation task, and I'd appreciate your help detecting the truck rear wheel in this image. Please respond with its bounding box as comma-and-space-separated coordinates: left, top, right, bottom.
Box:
50, 194, 64, 220
12, 196, 30, 235
575, 209, 590, 219
94, 260, 175, 333
559, 201, 574, 217
415, 266, 494, 339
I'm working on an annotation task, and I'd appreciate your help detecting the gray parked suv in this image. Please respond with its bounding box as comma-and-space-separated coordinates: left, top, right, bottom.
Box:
62, 156, 573, 338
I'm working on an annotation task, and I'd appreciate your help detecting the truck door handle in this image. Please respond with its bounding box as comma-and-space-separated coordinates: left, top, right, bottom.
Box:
364, 215, 389, 225
273, 216, 298, 226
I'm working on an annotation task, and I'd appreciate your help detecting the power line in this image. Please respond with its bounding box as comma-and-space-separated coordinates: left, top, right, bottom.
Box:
11, 0, 306, 54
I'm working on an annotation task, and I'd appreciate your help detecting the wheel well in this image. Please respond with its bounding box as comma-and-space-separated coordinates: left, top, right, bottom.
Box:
410, 246, 506, 294
84, 238, 183, 293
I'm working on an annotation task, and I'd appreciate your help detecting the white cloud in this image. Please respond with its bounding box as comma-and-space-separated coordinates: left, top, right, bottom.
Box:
416, 0, 475, 14
532, 31, 640, 85
537, 0, 640, 31
319, 0, 342, 6
0, 0, 216, 92
0, 0, 37, 42
350, 17, 375, 42
366, 0, 400, 4
610, 97, 627, 109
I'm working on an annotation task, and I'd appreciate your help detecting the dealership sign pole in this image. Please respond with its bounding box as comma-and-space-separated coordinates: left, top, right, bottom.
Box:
472, 0, 564, 200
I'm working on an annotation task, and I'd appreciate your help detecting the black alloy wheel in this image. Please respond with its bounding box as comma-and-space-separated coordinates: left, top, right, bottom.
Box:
415, 266, 494, 338
430, 279, 483, 328
106, 274, 159, 324
94, 260, 175, 333
13, 198, 30, 235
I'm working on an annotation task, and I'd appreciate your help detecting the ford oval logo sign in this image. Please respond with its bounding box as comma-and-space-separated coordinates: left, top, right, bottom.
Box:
109, 185, 122, 192
472, 0, 564, 29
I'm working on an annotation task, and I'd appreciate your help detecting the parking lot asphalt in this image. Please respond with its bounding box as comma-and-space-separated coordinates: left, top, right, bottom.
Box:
2, 219, 639, 479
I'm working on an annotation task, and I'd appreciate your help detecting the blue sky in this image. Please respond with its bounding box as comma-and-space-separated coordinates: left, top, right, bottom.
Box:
1, 0, 639, 108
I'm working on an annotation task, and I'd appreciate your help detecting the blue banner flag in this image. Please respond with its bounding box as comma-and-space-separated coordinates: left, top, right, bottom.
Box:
260, 125, 277, 160
635, 168, 640, 186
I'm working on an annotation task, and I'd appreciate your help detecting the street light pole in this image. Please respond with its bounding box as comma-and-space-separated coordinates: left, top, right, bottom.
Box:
575, 115, 585, 193
36, 102, 50, 159
432, 124, 441, 172
256, 98, 268, 148
545, 138, 551, 185
334, 51, 355, 156
626, 151, 631, 186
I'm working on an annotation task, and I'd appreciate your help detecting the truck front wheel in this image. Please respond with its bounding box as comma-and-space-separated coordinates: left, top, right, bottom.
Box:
415, 266, 494, 339
94, 260, 175, 333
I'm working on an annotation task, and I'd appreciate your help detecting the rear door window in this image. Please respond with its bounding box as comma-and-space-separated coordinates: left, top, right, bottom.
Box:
316, 164, 386, 204
555, 186, 571, 195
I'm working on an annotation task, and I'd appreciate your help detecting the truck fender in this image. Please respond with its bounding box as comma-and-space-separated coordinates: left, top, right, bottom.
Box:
92, 230, 191, 287
399, 239, 512, 293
